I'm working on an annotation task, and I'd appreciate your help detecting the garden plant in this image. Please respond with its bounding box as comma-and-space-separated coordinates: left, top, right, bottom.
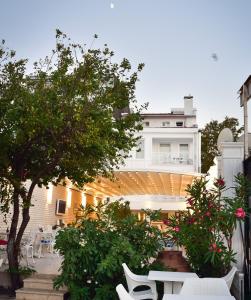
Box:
54, 200, 165, 300
164, 174, 249, 277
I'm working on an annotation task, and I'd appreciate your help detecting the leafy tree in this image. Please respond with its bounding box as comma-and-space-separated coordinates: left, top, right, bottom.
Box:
201, 117, 243, 173
0, 30, 147, 290
54, 200, 165, 300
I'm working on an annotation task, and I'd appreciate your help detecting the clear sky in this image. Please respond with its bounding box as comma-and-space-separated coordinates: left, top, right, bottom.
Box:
1, 0, 251, 129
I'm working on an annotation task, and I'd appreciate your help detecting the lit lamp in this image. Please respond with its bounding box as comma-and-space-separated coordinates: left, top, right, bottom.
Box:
67, 187, 72, 208
47, 183, 53, 204
81, 193, 86, 207
93, 196, 98, 207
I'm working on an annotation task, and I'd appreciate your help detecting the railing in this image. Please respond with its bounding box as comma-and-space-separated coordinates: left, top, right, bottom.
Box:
152, 152, 193, 165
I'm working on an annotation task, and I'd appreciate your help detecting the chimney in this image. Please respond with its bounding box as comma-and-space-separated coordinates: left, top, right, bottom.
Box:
184, 95, 194, 115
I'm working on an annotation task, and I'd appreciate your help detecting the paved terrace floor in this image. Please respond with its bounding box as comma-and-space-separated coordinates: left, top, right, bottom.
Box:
0, 252, 62, 275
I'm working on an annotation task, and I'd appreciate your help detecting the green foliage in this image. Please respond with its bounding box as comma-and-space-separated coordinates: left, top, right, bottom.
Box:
7, 266, 36, 277
165, 174, 248, 277
54, 200, 165, 300
0, 30, 147, 287
201, 117, 243, 173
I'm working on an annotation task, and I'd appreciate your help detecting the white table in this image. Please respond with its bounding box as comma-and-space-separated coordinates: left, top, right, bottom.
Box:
162, 295, 235, 300
148, 271, 199, 294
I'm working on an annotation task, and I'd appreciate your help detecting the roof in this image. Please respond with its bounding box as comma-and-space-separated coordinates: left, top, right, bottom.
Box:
140, 113, 195, 118
238, 75, 251, 92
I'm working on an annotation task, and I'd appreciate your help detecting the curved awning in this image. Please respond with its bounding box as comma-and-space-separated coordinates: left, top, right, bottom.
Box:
85, 170, 201, 198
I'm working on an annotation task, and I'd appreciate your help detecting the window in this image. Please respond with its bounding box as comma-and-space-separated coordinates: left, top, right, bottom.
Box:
159, 144, 171, 152
158, 144, 171, 163
136, 139, 144, 159
143, 121, 150, 127
180, 144, 189, 159
176, 121, 183, 127
162, 121, 170, 127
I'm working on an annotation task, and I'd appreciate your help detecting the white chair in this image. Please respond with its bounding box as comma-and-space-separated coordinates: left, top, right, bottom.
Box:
116, 284, 134, 300
122, 263, 157, 300
180, 278, 231, 296
222, 266, 237, 289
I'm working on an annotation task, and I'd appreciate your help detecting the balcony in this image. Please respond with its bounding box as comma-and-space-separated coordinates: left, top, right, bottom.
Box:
152, 152, 193, 165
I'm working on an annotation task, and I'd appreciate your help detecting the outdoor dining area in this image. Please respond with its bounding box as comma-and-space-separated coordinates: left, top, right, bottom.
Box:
0, 225, 61, 271
116, 263, 237, 300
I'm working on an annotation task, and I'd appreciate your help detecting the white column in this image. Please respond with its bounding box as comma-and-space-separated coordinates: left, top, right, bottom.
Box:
216, 142, 244, 270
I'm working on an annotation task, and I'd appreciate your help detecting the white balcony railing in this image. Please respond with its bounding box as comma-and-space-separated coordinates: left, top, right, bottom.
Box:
152, 152, 193, 165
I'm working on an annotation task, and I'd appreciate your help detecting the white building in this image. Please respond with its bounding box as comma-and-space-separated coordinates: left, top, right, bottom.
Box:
121, 95, 201, 173
103, 95, 202, 214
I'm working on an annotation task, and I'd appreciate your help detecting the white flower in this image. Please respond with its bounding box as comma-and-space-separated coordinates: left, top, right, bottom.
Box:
87, 280, 91, 284
79, 239, 87, 247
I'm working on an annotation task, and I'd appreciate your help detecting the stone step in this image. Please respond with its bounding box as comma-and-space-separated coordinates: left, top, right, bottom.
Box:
16, 288, 66, 300
23, 274, 67, 292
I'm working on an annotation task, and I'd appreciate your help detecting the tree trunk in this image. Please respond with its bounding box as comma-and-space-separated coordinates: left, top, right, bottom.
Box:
7, 189, 22, 291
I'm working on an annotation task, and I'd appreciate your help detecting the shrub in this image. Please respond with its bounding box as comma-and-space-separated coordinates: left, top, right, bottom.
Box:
165, 174, 248, 277
54, 200, 165, 299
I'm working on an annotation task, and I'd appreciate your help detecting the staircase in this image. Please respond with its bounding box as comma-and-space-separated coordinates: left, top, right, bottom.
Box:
157, 250, 191, 272
16, 274, 67, 300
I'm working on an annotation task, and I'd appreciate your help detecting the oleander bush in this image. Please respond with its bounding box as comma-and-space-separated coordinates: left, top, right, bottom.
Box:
164, 174, 249, 277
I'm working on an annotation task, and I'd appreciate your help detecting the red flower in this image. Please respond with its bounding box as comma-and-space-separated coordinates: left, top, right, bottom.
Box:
186, 198, 194, 206
217, 248, 222, 253
188, 217, 195, 224
208, 202, 214, 208
216, 178, 225, 187
0, 240, 7, 245
205, 211, 211, 217
174, 226, 180, 232
235, 208, 246, 219
163, 219, 171, 225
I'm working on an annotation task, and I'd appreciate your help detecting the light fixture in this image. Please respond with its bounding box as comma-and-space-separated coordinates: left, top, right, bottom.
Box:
81, 193, 86, 207
67, 186, 72, 208
47, 183, 53, 204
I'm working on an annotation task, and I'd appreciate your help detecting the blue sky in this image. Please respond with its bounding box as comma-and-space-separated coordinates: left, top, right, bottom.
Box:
1, 0, 251, 128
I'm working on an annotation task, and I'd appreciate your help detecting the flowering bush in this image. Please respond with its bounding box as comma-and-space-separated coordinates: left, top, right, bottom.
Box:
54, 200, 165, 299
165, 174, 249, 277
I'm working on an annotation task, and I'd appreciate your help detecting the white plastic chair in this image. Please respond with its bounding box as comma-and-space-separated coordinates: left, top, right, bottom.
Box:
180, 278, 231, 296
122, 263, 157, 300
222, 266, 237, 289
116, 284, 134, 300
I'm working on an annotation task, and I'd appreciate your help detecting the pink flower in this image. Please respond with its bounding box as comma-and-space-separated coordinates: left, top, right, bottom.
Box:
212, 243, 217, 249
209, 243, 218, 252
163, 219, 171, 226
174, 226, 180, 232
235, 208, 246, 219
205, 211, 211, 217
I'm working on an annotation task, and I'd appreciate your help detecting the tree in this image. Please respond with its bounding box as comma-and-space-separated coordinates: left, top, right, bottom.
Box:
0, 30, 146, 290
54, 200, 165, 299
201, 117, 243, 173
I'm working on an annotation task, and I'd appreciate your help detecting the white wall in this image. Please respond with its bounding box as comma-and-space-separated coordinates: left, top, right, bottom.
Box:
123, 127, 200, 173
208, 141, 245, 271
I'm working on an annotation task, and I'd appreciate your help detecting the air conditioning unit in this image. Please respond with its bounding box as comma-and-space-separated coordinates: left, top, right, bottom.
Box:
231, 272, 244, 300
